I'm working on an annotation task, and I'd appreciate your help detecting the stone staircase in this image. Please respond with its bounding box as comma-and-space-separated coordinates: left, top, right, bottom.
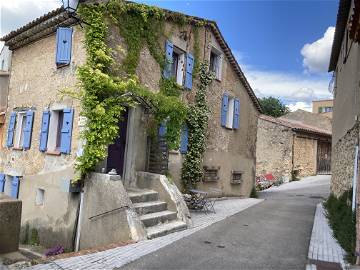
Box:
128, 188, 187, 239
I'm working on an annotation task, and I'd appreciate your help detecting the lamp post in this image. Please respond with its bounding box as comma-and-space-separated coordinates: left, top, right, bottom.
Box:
61, 0, 79, 13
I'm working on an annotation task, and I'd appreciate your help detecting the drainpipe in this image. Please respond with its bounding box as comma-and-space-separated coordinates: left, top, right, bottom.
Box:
75, 191, 84, 252
352, 146, 359, 211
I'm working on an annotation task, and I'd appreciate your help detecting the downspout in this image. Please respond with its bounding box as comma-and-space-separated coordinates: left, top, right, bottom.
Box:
352, 145, 359, 211
75, 191, 84, 252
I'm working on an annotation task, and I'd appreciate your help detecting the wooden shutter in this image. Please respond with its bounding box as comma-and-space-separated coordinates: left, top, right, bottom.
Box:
163, 40, 173, 79
6, 112, 17, 147
23, 110, 34, 149
180, 125, 188, 154
11, 176, 19, 199
221, 94, 229, 127
39, 110, 50, 152
56, 27, 73, 66
60, 108, 74, 154
0, 174, 5, 193
158, 122, 167, 137
184, 53, 194, 90
233, 98, 240, 129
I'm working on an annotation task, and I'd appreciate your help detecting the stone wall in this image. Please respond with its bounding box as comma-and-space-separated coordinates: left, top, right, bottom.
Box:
293, 134, 318, 177
256, 118, 293, 181
331, 123, 359, 197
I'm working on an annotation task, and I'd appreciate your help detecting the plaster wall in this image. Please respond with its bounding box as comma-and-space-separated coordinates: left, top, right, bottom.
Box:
312, 100, 333, 119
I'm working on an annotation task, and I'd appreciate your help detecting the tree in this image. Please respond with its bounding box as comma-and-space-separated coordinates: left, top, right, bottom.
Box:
259, 96, 290, 117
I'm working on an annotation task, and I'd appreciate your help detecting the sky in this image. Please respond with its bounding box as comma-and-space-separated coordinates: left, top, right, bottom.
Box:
0, 0, 339, 111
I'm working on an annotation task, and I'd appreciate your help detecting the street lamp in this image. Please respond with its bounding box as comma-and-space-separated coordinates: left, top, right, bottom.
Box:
61, 0, 79, 13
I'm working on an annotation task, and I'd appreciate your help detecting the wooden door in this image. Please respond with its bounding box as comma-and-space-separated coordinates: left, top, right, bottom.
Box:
106, 109, 128, 176
317, 141, 331, 174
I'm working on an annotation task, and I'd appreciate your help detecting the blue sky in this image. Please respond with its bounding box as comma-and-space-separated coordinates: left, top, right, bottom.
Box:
1, 0, 339, 110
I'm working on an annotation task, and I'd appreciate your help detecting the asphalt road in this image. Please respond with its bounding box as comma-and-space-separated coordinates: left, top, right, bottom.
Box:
119, 176, 330, 270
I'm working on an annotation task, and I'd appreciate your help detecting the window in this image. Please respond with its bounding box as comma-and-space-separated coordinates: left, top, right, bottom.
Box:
209, 48, 222, 80
40, 108, 74, 154
35, 188, 45, 206
318, 107, 323, 113
171, 47, 185, 86
47, 110, 64, 153
221, 94, 240, 129
13, 112, 27, 148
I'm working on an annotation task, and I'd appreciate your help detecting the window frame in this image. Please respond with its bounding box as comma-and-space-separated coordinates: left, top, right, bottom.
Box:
209, 47, 222, 81
171, 46, 186, 86
13, 111, 27, 149
47, 109, 64, 154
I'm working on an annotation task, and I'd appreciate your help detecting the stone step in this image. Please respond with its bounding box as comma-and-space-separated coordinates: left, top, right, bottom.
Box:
128, 189, 158, 204
133, 201, 168, 215
140, 210, 177, 227
146, 220, 187, 239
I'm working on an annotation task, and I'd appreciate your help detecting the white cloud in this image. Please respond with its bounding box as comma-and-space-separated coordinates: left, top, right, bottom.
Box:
286, 102, 312, 112
0, 0, 61, 37
301, 26, 335, 73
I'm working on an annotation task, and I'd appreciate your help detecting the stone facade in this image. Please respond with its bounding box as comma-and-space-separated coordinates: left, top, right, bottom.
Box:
331, 123, 359, 196
293, 135, 318, 177
256, 117, 293, 181
0, 4, 260, 249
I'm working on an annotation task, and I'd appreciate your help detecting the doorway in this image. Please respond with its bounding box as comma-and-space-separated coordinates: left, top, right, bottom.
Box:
317, 141, 331, 174
106, 109, 129, 177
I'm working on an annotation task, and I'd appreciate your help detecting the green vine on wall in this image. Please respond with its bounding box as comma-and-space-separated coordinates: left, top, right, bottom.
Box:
181, 63, 215, 190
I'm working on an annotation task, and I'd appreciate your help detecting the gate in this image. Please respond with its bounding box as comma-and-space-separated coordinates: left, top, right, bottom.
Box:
317, 141, 331, 174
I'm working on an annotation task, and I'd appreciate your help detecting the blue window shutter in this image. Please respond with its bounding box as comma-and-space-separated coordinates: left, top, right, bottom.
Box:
39, 110, 50, 152
158, 122, 167, 137
233, 98, 240, 129
23, 110, 34, 150
60, 108, 74, 154
6, 112, 17, 147
184, 53, 194, 90
221, 94, 229, 127
0, 174, 5, 193
56, 27, 73, 66
163, 40, 173, 79
180, 125, 189, 154
11, 176, 20, 199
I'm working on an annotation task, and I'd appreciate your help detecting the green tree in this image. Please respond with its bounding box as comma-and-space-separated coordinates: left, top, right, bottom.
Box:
259, 96, 290, 117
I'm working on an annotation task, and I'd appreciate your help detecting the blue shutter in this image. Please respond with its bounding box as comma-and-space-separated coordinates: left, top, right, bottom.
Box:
6, 112, 17, 147
56, 27, 73, 66
158, 122, 167, 137
23, 110, 34, 150
11, 176, 19, 199
0, 174, 5, 193
184, 53, 194, 90
221, 94, 229, 127
39, 110, 50, 152
233, 98, 240, 129
163, 40, 173, 79
60, 108, 74, 154
180, 125, 188, 154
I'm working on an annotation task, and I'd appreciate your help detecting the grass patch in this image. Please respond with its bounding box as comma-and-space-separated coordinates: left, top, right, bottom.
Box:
324, 189, 356, 264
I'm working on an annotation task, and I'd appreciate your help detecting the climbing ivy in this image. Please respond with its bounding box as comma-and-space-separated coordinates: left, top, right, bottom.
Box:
181, 63, 215, 190
73, 0, 210, 186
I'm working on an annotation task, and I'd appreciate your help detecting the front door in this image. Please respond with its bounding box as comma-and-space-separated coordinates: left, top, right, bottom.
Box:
106, 109, 129, 176
317, 141, 331, 174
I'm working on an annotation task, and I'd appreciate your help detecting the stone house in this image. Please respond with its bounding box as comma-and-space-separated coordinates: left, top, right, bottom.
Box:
0, 46, 11, 151
256, 112, 332, 182
328, 0, 360, 260
312, 99, 334, 119
0, 1, 261, 250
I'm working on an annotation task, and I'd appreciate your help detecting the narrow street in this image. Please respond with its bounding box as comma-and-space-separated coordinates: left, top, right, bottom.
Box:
120, 175, 330, 270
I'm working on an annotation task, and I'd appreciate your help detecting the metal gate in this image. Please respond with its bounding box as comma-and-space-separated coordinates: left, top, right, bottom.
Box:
317, 141, 331, 174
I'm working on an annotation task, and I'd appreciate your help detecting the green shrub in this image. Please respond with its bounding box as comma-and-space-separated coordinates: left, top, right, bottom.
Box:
324, 189, 356, 263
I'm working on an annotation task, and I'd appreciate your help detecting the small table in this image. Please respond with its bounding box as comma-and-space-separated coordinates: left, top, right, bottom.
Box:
185, 189, 216, 214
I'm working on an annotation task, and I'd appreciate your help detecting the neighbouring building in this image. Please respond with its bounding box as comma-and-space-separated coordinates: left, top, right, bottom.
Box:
328, 0, 360, 261
0, 46, 11, 152
256, 112, 332, 182
0, 0, 261, 250
312, 99, 334, 118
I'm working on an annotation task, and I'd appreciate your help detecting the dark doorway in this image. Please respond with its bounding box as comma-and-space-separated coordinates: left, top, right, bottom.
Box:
317, 141, 331, 174
106, 109, 129, 176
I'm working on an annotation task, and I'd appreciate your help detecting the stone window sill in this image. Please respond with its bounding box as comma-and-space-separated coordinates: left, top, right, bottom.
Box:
12, 147, 24, 151
46, 150, 61, 156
